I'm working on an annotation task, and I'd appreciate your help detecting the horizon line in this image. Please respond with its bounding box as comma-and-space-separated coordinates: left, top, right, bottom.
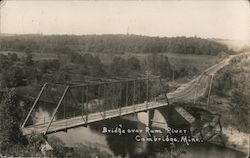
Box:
1, 32, 246, 41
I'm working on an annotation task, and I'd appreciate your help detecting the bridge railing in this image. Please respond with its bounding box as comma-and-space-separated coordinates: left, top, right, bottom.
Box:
22, 76, 168, 134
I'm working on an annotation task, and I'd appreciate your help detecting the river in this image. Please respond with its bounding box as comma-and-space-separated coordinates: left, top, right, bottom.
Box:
33, 105, 247, 158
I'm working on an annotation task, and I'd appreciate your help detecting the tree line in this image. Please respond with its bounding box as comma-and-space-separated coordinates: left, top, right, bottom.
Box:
0, 34, 231, 55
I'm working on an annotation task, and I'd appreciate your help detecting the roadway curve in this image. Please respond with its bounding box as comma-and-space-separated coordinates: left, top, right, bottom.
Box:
167, 53, 248, 103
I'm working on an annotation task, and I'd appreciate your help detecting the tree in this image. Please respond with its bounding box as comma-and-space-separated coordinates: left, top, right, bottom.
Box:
0, 89, 25, 152
0, 54, 13, 73
8, 53, 18, 61
2, 66, 26, 88
127, 57, 141, 72
147, 54, 172, 78
25, 53, 34, 66
0, 89, 47, 157
157, 55, 172, 78
229, 90, 249, 130
110, 57, 129, 77
55, 67, 71, 83
38, 59, 60, 73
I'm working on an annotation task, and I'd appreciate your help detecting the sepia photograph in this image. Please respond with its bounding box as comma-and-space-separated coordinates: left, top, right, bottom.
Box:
0, 0, 249, 157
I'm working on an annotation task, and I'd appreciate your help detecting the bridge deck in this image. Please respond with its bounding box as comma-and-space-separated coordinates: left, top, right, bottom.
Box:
22, 101, 168, 135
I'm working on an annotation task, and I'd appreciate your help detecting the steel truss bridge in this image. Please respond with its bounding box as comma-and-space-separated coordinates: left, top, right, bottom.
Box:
21, 55, 233, 136
21, 76, 172, 135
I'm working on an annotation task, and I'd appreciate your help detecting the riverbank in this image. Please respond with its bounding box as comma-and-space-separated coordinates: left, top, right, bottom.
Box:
222, 127, 249, 154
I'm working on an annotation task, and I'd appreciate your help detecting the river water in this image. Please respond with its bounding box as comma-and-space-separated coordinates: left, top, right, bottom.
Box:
34, 106, 247, 158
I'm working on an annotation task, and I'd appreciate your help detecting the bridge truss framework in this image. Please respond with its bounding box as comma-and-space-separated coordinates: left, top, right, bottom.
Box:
21, 76, 169, 135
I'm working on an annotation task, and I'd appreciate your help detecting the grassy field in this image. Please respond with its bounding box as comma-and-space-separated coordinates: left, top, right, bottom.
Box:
80, 52, 218, 74
0, 50, 219, 73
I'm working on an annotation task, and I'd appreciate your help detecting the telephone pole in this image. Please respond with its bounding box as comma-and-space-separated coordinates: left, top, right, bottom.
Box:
193, 74, 203, 104
207, 74, 214, 106
171, 63, 176, 82
172, 70, 175, 82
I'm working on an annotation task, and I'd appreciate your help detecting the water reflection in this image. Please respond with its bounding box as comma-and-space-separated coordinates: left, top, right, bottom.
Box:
34, 104, 247, 158
179, 143, 247, 158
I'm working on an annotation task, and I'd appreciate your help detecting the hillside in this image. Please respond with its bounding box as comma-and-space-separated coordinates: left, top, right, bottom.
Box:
208, 53, 250, 132
0, 34, 230, 55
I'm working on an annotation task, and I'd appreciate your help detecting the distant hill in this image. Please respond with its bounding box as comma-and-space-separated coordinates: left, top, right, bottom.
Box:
0, 34, 231, 55
211, 38, 249, 52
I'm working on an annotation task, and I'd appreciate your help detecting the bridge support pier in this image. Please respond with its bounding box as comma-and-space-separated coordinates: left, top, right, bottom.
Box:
63, 129, 68, 133
147, 110, 155, 127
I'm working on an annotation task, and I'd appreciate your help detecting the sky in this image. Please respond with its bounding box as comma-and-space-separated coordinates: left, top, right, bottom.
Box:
0, 0, 249, 40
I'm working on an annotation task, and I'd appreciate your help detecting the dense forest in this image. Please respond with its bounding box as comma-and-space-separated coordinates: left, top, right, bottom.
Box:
0, 34, 231, 55
0, 51, 174, 92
